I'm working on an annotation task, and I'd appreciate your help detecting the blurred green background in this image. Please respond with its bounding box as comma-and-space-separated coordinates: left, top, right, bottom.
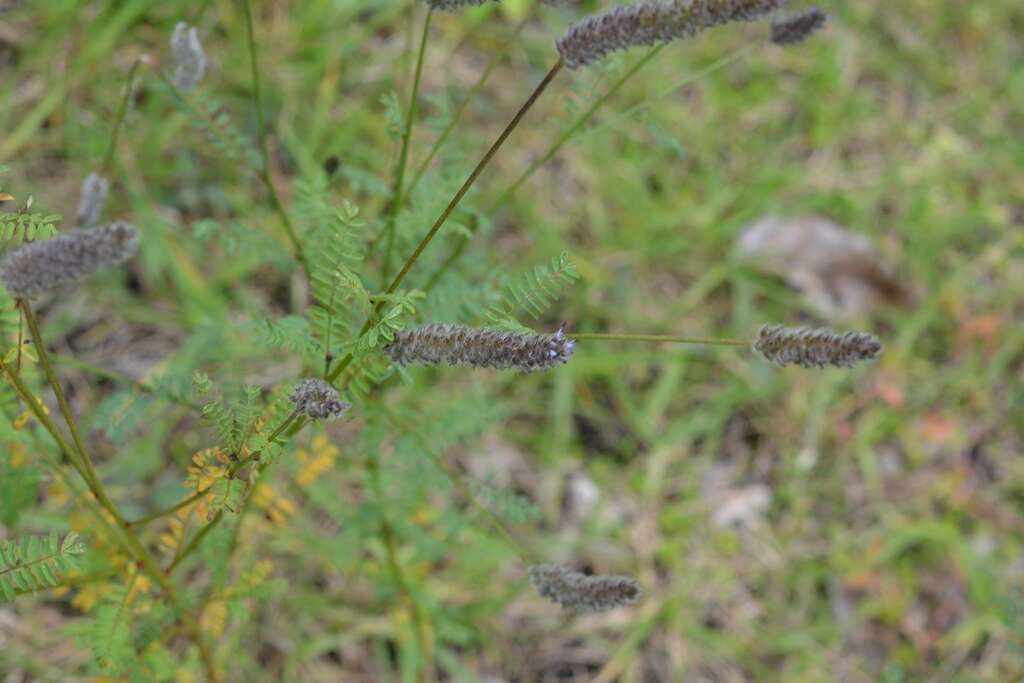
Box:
1, 0, 1022, 681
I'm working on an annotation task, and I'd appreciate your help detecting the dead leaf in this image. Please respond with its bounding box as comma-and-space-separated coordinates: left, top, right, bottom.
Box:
737, 215, 915, 320
710, 484, 772, 528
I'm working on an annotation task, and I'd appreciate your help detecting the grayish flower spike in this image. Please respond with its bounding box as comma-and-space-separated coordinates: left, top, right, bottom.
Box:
385, 324, 576, 373
170, 22, 207, 92
1, 223, 139, 299
75, 173, 109, 228
529, 564, 642, 611
290, 378, 351, 421
754, 324, 882, 368
556, 0, 787, 70
771, 6, 827, 45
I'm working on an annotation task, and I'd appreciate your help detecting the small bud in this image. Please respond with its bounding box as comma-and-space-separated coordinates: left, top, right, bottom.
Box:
529, 564, 642, 611
384, 324, 576, 373
170, 22, 207, 92
753, 324, 882, 368
290, 378, 351, 421
75, 173, 109, 228
770, 6, 827, 45
556, 0, 787, 69
0, 223, 140, 299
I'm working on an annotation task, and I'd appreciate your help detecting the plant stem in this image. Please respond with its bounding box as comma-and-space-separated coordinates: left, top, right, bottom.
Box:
367, 449, 432, 681
405, 16, 529, 198
127, 488, 210, 527
227, 59, 567, 508
100, 57, 146, 176
19, 300, 105, 496
168, 511, 222, 574
421, 44, 754, 292
382, 407, 534, 564
241, 0, 310, 281
386, 58, 563, 296
0, 358, 87, 483
380, 8, 434, 284
161, 409, 296, 567
51, 352, 202, 412
571, 332, 749, 347
319, 59, 564, 391
490, 46, 664, 214
4, 309, 219, 682
421, 48, 661, 289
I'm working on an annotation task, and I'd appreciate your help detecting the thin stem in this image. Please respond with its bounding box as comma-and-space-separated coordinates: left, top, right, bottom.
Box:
167, 511, 222, 574
19, 300, 105, 496
127, 488, 210, 528
241, 0, 310, 280
421, 48, 661, 290
571, 332, 748, 347
367, 450, 432, 681
242, 0, 270, 185
380, 8, 434, 283
571, 44, 756, 147
382, 520, 432, 682
422, 45, 753, 292
385, 58, 564, 297
405, 16, 529, 198
266, 408, 300, 444
101, 57, 146, 175
488, 46, 663, 214
162, 409, 296, 568
0, 358, 86, 483
52, 352, 202, 412
382, 407, 534, 564
323, 59, 564, 388
5, 308, 218, 681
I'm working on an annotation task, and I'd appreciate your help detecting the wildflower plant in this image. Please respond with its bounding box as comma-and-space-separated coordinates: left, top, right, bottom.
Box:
0, 1, 902, 681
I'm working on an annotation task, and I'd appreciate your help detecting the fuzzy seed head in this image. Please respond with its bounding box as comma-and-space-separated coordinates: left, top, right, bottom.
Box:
425, 0, 497, 10
771, 6, 827, 45
170, 22, 207, 92
75, 173, 109, 228
529, 564, 642, 611
556, 0, 787, 69
754, 324, 882, 369
384, 324, 576, 373
1, 223, 140, 299
290, 378, 351, 421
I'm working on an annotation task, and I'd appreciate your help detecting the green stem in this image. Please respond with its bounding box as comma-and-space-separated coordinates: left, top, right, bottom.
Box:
488, 46, 663, 214
422, 44, 753, 292
19, 300, 105, 496
421, 48, 661, 290
321, 59, 564, 391
167, 511, 222, 574
404, 16, 529, 198
162, 409, 297, 568
101, 57, 146, 176
240, 0, 310, 281
385, 58, 563, 297
0, 357, 92, 487
5, 308, 218, 681
0, 379, 143, 572
51, 352, 202, 412
571, 332, 749, 347
367, 450, 432, 681
380, 8, 434, 283
127, 488, 210, 528
382, 407, 533, 564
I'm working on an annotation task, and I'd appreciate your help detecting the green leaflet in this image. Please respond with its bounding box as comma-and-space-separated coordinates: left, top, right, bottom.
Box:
0, 532, 86, 602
